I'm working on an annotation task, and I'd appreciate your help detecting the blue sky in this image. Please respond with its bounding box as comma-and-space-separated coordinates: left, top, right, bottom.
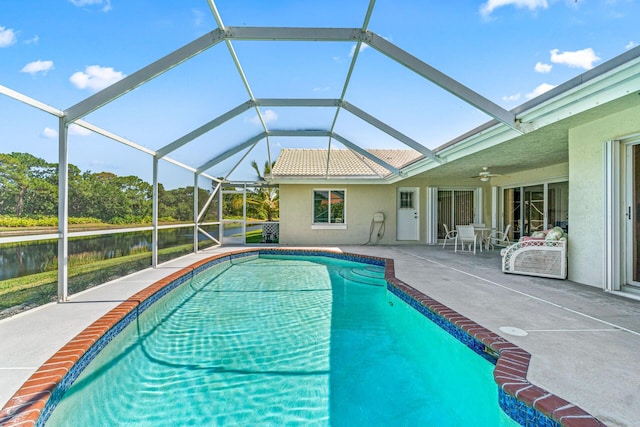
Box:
1, 0, 638, 187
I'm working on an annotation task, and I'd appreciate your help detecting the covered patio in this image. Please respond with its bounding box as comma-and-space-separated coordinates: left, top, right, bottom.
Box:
1, 245, 639, 426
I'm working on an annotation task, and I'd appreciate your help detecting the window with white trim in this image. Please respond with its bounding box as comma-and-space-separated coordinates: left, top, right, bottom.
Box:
313, 190, 345, 224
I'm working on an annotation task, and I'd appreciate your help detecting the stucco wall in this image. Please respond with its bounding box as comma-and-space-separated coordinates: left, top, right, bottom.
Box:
279, 184, 401, 245
277, 162, 573, 249
279, 177, 483, 245
568, 104, 640, 287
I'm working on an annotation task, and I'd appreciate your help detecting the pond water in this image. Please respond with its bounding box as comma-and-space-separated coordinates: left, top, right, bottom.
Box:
0, 228, 211, 281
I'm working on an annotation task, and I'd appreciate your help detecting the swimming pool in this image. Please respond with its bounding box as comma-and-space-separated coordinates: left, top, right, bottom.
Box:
0, 249, 601, 426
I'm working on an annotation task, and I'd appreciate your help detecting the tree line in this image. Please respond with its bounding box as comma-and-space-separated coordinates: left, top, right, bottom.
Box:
0, 153, 278, 224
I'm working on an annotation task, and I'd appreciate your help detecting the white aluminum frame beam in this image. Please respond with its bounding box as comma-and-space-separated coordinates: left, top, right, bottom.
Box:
363, 31, 520, 132
207, 3, 274, 170
197, 182, 222, 223
332, 133, 400, 175
197, 133, 267, 173
268, 130, 331, 137
220, 26, 517, 132
256, 98, 340, 107
341, 101, 441, 162
152, 157, 159, 267
327, 0, 376, 177
156, 100, 255, 158
193, 173, 199, 253
197, 226, 220, 246
65, 29, 226, 121
57, 118, 69, 302
74, 119, 156, 156
225, 26, 360, 42
2, 84, 210, 179
195, 129, 402, 177
0, 84, 64, 116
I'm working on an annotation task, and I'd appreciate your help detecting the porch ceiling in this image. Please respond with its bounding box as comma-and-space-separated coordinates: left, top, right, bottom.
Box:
414, 91, 640, 183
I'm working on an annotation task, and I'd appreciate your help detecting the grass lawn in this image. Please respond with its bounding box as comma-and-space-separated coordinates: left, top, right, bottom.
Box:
0, 243, 197, 319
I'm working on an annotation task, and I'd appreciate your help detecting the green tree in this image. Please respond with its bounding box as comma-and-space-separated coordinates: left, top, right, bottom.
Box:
0, 153, 57, 216
248, 160, 278, 221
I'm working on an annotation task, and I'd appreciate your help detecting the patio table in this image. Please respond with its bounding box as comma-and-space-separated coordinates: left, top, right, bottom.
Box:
472, 226, 495, 251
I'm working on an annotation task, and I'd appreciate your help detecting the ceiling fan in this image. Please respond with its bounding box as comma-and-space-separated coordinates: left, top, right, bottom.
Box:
470, 167, 502, 182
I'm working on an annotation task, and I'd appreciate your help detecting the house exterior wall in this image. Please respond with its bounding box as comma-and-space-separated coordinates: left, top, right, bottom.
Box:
278, 184, 401, 245
568, 103, 640, 287
279, 178, 486, 245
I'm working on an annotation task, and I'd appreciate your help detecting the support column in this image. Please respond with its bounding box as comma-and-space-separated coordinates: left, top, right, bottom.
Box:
57, 118, 69, 302
193, 173, 199, 253
152, 157, 159, 267
218, 184, 223, 243
475, 187, 484, 224
491, 186, 499, 230
425, 187, 438, 245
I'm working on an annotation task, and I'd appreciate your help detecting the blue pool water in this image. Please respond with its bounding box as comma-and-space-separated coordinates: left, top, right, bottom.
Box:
46, 255, 518, 426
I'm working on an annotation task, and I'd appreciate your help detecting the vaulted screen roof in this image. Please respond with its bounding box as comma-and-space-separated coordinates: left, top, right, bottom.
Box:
58, 16, 517, 184
2, 0, 640, 187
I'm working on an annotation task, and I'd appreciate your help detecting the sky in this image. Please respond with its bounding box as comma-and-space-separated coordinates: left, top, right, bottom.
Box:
1, 0, 639, 188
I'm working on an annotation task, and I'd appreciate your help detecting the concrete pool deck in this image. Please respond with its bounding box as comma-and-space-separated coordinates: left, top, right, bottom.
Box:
1, 245, 639, 426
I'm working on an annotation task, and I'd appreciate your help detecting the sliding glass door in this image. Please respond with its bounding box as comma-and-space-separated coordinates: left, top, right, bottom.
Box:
624, 144, 640, 288
437, 189, 475, 239
503, 181, 568, 241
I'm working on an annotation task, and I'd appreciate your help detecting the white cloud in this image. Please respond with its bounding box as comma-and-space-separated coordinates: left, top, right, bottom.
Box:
69, 124, 92, 136
41, 125, 91, 138
550, 48, 600, 70
192, 8, 205, 27
69, 65, 125, 91
313, 86, 330, 92
349, 42, 369, 58
68, 0, 112, 12
526, 83, 556, 99
626, 41, 638, 50
249, 109, 278, 125
502, 93, 521, 102
480, 0, 548, 17
0, 26, 17, 47
42, 127, 58, 139
534, 62, 552, 73
24, 35, 39, 45
21, 60, 54, 76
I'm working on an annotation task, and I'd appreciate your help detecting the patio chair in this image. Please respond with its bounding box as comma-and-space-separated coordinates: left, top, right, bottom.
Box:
442, 223, 457, 248
455, 225, 478, 254
486, 224, 511, 250
262, 223, 279, 243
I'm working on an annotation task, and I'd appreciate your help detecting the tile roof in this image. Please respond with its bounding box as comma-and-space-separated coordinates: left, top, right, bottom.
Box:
271, 149, 423, 178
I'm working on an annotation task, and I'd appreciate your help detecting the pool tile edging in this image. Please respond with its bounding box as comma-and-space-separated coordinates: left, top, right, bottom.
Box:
0, 248, 604, 427
384, 261, 605, 427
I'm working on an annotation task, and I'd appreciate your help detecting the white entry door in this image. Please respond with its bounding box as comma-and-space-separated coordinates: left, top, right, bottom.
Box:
397, 187, 419, 240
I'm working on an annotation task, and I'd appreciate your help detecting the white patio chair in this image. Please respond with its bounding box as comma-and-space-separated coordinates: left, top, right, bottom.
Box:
486, 224, 511, 250
442, 223, 457, 248
455, 225, 478, 254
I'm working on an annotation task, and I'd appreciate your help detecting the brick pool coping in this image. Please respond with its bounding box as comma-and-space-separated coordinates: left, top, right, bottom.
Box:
0, 248, 605, 426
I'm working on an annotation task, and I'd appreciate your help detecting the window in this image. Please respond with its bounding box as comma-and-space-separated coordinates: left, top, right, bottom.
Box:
313, 190, 345, 225
399, 191, 414, 209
